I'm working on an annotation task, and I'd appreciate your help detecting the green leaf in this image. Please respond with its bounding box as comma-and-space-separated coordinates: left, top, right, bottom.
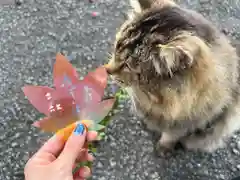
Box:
92, 147, 97, 153
89, 124, 105, 131
97, 132, 106, 140
99, 132, 105, 136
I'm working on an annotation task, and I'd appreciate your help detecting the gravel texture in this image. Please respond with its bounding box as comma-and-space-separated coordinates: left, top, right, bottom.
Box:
0, 0, 240, 180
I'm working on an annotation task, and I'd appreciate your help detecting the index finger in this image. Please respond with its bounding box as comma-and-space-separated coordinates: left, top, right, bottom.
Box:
87, 131, 98, 142
33, 135, 65, 159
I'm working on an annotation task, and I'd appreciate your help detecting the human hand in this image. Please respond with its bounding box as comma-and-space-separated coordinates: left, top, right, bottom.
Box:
24, 123, 97, 180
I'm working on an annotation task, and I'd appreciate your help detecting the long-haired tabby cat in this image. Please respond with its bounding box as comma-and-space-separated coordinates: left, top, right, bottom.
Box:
105, 0, 240, 153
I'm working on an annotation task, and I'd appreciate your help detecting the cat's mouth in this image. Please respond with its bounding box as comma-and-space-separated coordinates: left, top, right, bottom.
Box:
104, 61, 125, 75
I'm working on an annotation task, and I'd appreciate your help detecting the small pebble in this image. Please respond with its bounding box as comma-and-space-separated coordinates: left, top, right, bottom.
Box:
237, 141, 240, 150
119, 104, 124, 109
109, 158, 116, 167
219, 174, 225, 180
15, 0, 23, 6
96, 161, 104, 168
11, 142, 18, 148
196, 163, 201, 167
232, 148, 239, 155
87, 64, 93, 69
92, 12, 99, 17
232, 167, 238, 172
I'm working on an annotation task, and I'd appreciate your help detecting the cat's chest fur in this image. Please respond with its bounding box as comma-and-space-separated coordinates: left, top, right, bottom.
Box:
126, 80, 235, 134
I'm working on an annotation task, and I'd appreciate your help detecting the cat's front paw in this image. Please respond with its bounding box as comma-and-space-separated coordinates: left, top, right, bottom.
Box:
180, 135, 223, 152
155, 132, 185, 156
155, 137, 176, 156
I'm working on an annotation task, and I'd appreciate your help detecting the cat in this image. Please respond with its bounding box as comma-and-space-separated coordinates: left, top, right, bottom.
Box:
105, 0, 240, 153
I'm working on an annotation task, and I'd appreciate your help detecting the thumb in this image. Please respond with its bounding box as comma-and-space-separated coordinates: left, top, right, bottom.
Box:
57, 123, 87, 166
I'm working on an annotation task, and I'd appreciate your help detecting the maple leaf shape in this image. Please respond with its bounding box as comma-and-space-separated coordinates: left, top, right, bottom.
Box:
22, 53, 115, 141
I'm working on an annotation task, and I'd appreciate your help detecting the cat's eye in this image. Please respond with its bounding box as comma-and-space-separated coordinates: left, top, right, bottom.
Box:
125, 60, 141, 74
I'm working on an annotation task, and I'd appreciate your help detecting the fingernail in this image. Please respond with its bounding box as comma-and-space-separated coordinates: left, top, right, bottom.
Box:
74, 123, 85, 135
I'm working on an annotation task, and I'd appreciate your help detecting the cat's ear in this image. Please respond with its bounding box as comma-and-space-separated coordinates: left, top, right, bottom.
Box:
129, 0, 176, 13
153, 33, 211, 76
129, 0, 152, 13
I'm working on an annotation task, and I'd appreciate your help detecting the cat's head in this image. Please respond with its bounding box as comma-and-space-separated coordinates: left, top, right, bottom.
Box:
106, 0, 217, 100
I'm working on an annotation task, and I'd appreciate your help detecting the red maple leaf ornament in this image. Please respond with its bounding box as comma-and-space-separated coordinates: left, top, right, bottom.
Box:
22, 53, 115, 141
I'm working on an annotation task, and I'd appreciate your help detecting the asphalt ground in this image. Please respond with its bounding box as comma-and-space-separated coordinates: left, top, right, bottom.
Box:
0, 0, 240, 180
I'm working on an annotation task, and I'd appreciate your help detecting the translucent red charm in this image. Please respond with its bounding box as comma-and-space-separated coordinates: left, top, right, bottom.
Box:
22, 53, 115, 134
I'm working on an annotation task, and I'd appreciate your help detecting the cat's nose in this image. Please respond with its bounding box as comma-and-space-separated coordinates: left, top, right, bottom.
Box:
104, 64, 112, 74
